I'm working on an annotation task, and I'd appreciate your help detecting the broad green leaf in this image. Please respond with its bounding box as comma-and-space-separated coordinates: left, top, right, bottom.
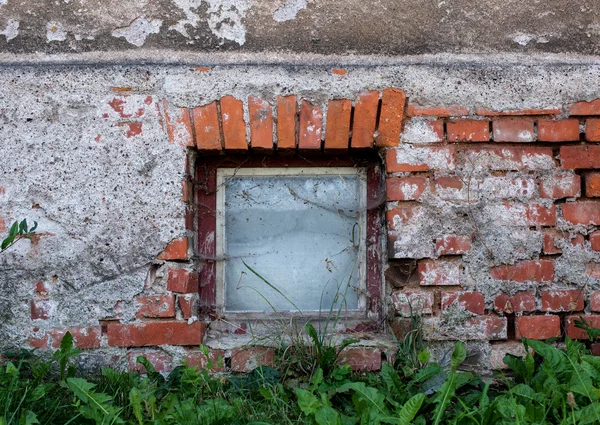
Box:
397, 393, 425, 425
19, 411, 39, 425
129, 387, 144, 425
296, 388, 320, 415
450, 341, 466, 370
315, 405, 341, 425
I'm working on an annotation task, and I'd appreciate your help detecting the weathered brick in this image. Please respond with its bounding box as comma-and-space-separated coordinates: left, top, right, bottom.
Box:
339, 347, 382, 371
490, 341, 527, 370
386, 177, 428, 201
423, 316, 507, 341
400, 119, 444, 144
447, 120, 490, 142
494, 291, 537, 314
540, 173, 581, 198
418, 259, 461, 286
49, 327, 102, 349
586, 172, 600, 197
541, 290, 584, 312
562, 202, 600, 225
441, 291, 485, 314
590, 231, 600, 251
34, 281, 51, 298
490, 260, 554, 282
231, 347, 275, 372
560, 145, 600, 169
162, 99, 194, 147
167, 269, 199, 293
482, 203, 556, 226
476, 107, 562, 116
352, 91, 379, 148
220, 95, 247, 150
433, 177, 473, 201
565, 316, 600, 340
590, 291, 600, 312
516, 315, 561, 340
299, 100, 323, 150
386, 147, 455, 172
586, 119, 600, 142
538, 119, 580, 142
29, 334, 48, 349
276, 95, 297, 149
376, 88, 406, 147
107, 321, 206, 347
128, 350, 173, 373
183, 348, 224, 372
157, 237, 189, 261
331, 68, 347, 76
587, 263, 600, 279
543, 229, 584, 254
324, 99, 351, 150
569, 99, 600, 116
407, 105, 469, 117
386, 205, 423, 230
435, 235, 472, 255
192, 102, 222, 151
31, 299, 52, 320
136, 294, 175, 318
458, 147, 555, 171
248, 96, 273, 150
480, 176, 536, 199
178, 293, 199, 319
391, 290, 434, 316
492, 119, 534, 142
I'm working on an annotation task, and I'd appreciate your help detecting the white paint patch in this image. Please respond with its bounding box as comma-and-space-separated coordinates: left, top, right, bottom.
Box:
273, 0, 307, 22
401, 119, 442, 143
204, 0, 251, 45
46, 21, 67, 42
169, 0, 203, 38
0, 0, 6, 6
112, 17, 162, 47
512, 32, 533, 46
1, 19, 19, 42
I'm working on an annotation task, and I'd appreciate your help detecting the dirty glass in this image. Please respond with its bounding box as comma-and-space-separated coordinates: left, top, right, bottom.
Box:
221, 169, 364, 313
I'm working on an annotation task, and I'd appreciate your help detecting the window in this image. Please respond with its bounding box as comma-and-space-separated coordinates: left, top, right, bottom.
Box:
196, 156, 383, 321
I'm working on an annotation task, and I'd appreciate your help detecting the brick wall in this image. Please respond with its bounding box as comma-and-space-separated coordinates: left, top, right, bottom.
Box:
24, 84, 600, 372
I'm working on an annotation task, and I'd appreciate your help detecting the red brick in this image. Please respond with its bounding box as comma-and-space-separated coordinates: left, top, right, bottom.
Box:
352, 91, 379, 148
183, 348, 224, 372
31, 300, 52, 320
543, 229, 585, 254
248, 96, 273, 150
560, 145, 600, 169
49, 327, 102, 349
231, 347, 275, 372
587, 263, 600, 279
0, 216, 5, 232
157, 237, 189, 261
494, 291, 537, 314
128, 350, 172, 373
386, 147, 455, 172
483, 203, 556, 226
391, 290, 434, 316
490, 341, 528, 370
386, 177, 428, 201
538, 119, 580, 142
565, 315, 600, 339
586, 173, 600, 197
339, 347, 382, 371
29, 335, 48, 349
490, 260, 554, 283
592, 343, 600, 356
563, 202, 600, 225
590, 291, 600, 312
541, 290, 584, 312
447, 120, 490, 142
591, 231, 600, 251
435, 235, 472, 255
459, 147, 555, 171
192, 102, 222, 151
331, 68, 347, 76
418, 259, 461, 286
276, 95, 297, 150
476, 107, 562, 116
162, 100, 194, 147
178, 293, 198, 319
540, 173, 581, 198
386, 205, 422, 230
401, 119, 445, 144
492, 119, 534, 142
376, 88, 406, 147
569, 99, 600, 116
220, 96, 247, 150
167, 269, 198, 293
586, 119, 600, 142
407, 105, 469, 117
324, 99, 351, 150
107, 321, 206, 347
298, 100, 323, 150
516, 316, 561, 340
136, 294, 175, 318
433, 177, 468, 200
34, 281, 50, 298
442, 291, 485, 314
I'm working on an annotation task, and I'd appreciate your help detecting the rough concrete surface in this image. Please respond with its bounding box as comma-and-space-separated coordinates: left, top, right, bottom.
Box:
0, 0, 599, 56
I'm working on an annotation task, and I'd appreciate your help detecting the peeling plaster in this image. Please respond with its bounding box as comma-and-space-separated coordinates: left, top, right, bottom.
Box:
169, 0, 203, 38
1, 19, 18, 42
46, 21, 67, 42
273, 0, 308, 22
204, 0, 251, 45
112, 17, 162, 47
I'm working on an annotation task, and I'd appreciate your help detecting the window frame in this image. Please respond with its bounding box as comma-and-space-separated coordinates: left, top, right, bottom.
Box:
195, 155, 384, 325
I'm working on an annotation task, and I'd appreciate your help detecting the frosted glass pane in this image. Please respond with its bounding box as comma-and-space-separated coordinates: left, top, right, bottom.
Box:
223, 171, 363, 313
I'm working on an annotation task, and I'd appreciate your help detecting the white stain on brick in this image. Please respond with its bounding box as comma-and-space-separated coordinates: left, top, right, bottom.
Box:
112, 17, 162, 47
401, 119, 442, 144
46, 21, 67, 42
480, 176, 537, 199
1, 19, 18, 42
204, 0, 252, 45
169, 0, 202, 37
394, 146, 454, 170
273, 0, 308, 22
400, 183, 421, 200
